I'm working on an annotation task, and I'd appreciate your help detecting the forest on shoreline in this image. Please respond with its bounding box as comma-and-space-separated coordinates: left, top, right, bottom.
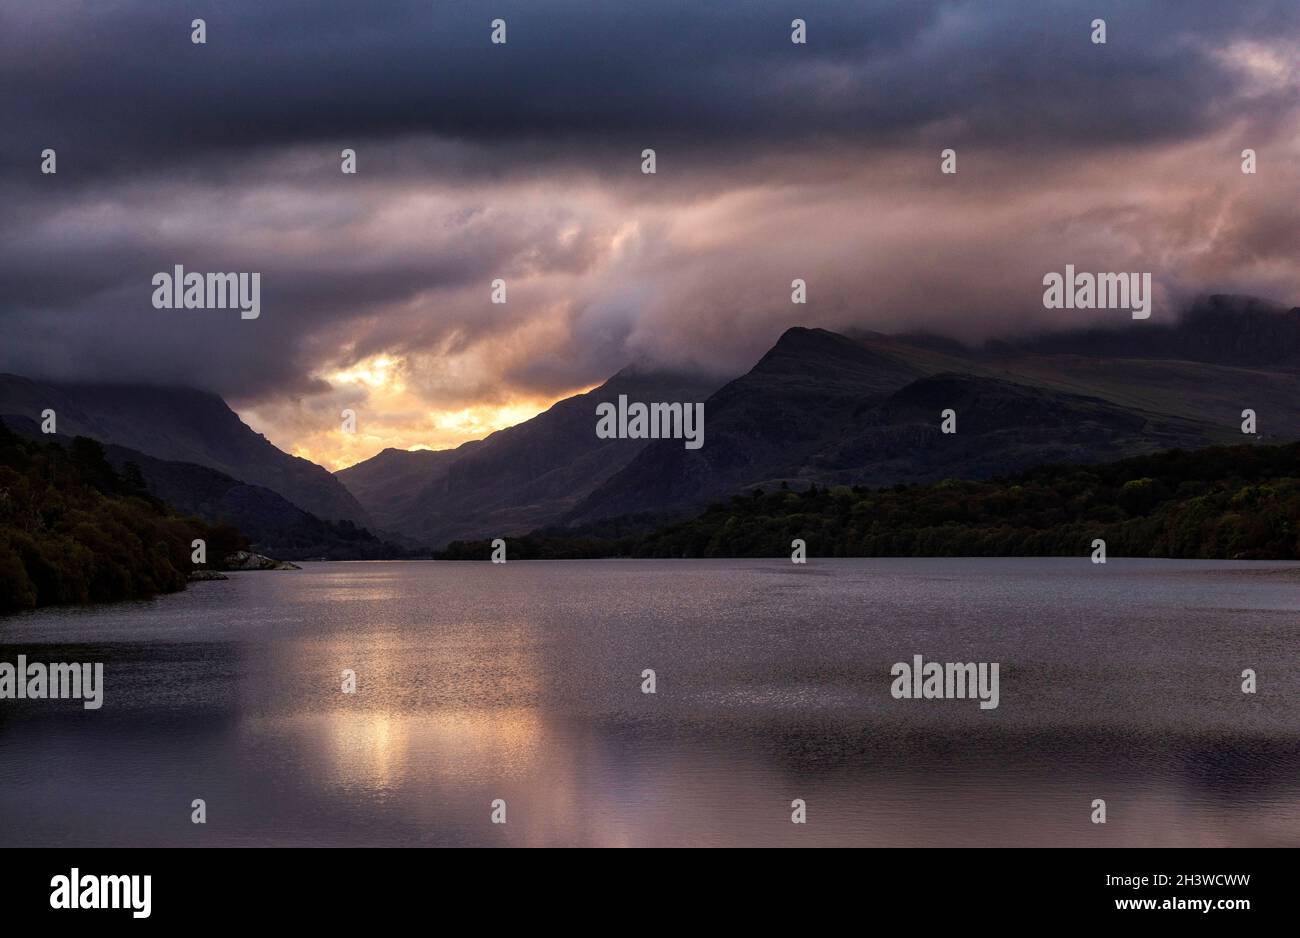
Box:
7, 418, 1300, 615
436, 441, 1300, 562
0, 421, 245, 614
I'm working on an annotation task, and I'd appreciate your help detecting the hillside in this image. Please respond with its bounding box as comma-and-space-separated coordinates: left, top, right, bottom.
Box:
338, 366, 725, 545
335, 445, 474, 535
0, 375, 371, 526
0, 416, 404, 561
565, 303, 1300, 528
438, 440, 1300, 561
0, 422, 245, 613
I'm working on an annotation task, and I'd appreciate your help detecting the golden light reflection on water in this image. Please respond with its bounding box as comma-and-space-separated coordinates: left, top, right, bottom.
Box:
238, 612, 551, 800
247, 707, 548, 793
7, 560, 1300, 846
204, 562, 1300, 845
322, 709, 408, 790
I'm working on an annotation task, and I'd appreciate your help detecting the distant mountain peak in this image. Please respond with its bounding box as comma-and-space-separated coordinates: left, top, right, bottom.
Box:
1007, 293, 1300, 367
771, 325, 857, 348
335, 365, 727, 546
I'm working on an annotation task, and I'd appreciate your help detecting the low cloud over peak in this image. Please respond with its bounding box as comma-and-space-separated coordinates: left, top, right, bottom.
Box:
3, 1, 1298, 464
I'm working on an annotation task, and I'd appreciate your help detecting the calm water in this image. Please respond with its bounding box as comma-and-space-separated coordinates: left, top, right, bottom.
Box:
1, 558, 1297, 847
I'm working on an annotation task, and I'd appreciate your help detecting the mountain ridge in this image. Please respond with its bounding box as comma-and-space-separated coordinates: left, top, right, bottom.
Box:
0, 415, 402, 560
7, 294, 1297, 552
339, 366, 727, 545
0, 374, 370, 527
564, 298, 1300, 528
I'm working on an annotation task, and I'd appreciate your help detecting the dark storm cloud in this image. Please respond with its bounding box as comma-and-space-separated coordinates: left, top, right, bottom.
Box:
0, 168, 620, 396
3, 0, 1295, 179
1, 0, 1298, 459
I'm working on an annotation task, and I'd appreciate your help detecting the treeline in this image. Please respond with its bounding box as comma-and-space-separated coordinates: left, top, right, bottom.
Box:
0, 422, 246, 613
274, 517, 406, 561
436, 442, 1300, 560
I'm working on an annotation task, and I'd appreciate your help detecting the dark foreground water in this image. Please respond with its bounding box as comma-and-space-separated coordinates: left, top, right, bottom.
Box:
1, 558, 1297, 847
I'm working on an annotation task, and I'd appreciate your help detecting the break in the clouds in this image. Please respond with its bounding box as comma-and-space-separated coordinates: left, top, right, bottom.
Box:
1, 0, 1298, 466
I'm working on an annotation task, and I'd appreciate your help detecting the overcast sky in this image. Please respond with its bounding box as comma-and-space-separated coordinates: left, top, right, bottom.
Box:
2, 0, 1297, 468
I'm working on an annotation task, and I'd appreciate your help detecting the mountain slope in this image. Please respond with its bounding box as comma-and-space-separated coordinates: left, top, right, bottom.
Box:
807, 372, 1232, 488
0, 415, 401, 560
335, 445, 475, 535
563, 328, 934, 524
0, 422, 243, 612
0, 375, 370, 526
1009, 294, 1300, 367
97, 446, 397, 560
566, 310, 1298, 526
472, 440, 1300, 561
338, 367, 726, 546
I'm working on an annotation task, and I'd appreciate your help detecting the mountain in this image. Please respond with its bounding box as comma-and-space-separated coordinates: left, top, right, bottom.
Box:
0, 421, 240, 612
94, 446, 398, 561
562, 328, 928, 524
1008, 294, 1300, 367
0, 375, 370, 526
337, 366, 725, 546
335, 445, 475, 535
806, 372, 1227, 488
23, 294, 1284, 552
564, 300, 1300, 526
441, 440, 1300, 562
0, 415, 402, 560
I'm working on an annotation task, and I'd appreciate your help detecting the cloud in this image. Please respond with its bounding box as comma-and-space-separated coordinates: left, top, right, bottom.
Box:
1, 1, 1298, 464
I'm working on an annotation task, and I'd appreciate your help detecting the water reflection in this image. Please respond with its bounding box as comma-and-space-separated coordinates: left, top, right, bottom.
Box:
1, 558, 1298, 846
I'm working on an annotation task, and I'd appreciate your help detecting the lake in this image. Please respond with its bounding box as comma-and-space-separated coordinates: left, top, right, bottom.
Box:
1, 558, 1297, 847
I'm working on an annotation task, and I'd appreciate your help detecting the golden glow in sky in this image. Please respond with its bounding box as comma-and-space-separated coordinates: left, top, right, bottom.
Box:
239, 352, 595, 472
